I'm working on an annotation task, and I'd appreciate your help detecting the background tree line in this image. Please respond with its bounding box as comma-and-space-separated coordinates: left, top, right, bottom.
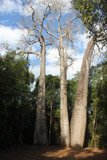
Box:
0, 51, 106, 149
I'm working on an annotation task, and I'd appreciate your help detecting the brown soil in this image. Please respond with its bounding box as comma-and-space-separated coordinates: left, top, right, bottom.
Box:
0, 145, 107, 160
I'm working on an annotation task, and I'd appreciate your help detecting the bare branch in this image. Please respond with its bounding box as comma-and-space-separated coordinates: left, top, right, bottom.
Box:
25, 51, 41, 56
70, 17, 78, 24
45, 42, 53, 46
67, 55, 74, 68
28, 40, 39, 45
25, 26, 40, 33
40, 5, 51, 34
57, 10, 62, 35
43, 27, 59, 40
63, 17, 78, 38
30, 4, 36, 24
17, 51, 41, 57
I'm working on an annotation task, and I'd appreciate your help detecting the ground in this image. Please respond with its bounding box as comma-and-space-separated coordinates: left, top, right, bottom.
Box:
0, 145, 107, 160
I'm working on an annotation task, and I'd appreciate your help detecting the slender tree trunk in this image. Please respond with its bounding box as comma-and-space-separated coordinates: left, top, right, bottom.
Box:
60, 37, 70, 147
21, 115, 24, 145
91, 106, 97, 148
19, 115, 24, 145
34, 42, 48, 145
70, 37, 95, 148
49, 102, 53, 144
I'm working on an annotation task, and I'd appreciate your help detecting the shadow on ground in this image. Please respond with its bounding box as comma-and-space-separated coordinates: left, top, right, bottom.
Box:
0, 145, 107, 160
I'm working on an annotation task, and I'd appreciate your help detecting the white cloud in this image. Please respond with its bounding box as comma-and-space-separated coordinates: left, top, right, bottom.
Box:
0, 0, 24, 14
0, 0, 72, 16
0, 25, 29, 55
0, 25, 22, 46
47, 48, 59, 64
0, 25, 23, 55
74, 33, 89, 53
29, 65, 40, 78
0, 0, 16, 13
67, 53, 84, 79
46, 65, 60, 76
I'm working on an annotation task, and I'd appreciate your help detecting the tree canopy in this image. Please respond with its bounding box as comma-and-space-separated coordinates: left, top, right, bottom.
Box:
72, 0, 107, 44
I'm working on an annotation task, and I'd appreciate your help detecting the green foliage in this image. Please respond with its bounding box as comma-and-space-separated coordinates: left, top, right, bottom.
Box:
72, 0, 107, 40
67, 73, 78, 120
45, 75, 60, 144
45, 75, 60, 106
0, 51, 35, 148
33, 74, 78, 144
33, 75, 60, 144
88, 57, 107, 148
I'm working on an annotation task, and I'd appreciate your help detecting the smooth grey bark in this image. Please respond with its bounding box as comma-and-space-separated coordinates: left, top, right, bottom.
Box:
60, 37, 70, 147
18, 1, 51, 145
43, 9, 75, 147
70, 37, 95, 148
34, 42, 48, 144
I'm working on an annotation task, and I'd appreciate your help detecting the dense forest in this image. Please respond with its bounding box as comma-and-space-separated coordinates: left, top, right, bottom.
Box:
0, 0, 107, 153
0, 51, 106, 149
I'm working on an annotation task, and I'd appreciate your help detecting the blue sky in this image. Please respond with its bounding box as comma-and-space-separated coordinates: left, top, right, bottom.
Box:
0, 0, 89, 80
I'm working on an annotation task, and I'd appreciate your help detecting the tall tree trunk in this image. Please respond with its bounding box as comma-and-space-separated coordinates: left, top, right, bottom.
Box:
49, 102, 53, 144
34, 42, 48, 145
60, 37, 70, 147
91, 106, 97, 148
70, 37, 95, 148
19, 115, 24, 145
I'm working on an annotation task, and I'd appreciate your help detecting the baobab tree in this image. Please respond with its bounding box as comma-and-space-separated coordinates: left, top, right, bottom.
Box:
18, 0, 52, 144
70, 0, 107, 148
44, 0, 77, 147
70, 36, 95, 148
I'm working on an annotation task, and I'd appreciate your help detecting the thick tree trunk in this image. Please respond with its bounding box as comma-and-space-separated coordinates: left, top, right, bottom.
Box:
70, 37, 95, 148
34, 42, 48, 145
60, 37, 70, 147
